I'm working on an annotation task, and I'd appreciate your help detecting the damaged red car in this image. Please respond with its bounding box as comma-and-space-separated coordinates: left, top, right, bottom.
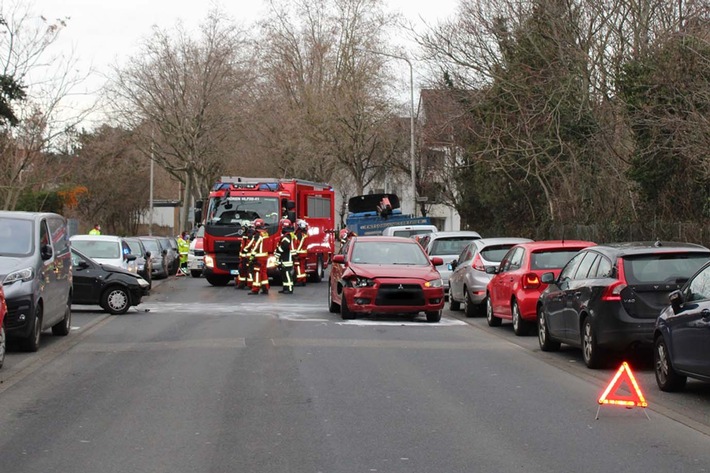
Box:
328, 236, 445, 322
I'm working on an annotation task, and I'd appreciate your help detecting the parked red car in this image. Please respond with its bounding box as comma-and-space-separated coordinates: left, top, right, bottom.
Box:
328, 236, 446, 322
0, 286, 6, 368
486, 240, 595, 335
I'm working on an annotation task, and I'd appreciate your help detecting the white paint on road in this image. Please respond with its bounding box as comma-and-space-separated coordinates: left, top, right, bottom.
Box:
137, 301, 465, 326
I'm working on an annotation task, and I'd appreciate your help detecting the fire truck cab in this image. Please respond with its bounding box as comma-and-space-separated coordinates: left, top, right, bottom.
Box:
201, 177, 335, 287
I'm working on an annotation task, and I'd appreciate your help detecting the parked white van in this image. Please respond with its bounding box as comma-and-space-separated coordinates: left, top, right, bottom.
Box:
381, 224, 438, 238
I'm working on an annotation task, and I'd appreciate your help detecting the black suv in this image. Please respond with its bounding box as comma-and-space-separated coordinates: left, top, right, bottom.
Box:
537, 242, 710, 368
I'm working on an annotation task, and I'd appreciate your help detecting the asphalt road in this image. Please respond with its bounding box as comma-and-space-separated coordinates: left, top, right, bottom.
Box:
1, 273, 710, 473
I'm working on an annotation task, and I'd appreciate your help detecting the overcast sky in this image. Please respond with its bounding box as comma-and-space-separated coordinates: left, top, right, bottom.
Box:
25, 0, 459, 127
31, 0, 458, 72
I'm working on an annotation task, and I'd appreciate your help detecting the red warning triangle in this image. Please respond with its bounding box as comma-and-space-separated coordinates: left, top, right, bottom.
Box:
598, 362, 648, 408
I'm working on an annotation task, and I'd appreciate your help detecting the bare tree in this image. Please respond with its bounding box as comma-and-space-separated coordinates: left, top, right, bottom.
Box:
107, 10, 255, 231
252, 0, 406, 194
0, 0, 94, 210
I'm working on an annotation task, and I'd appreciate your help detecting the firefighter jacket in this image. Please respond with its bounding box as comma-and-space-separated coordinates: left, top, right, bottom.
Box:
275, 232, 293, 267
250, 230, 269, 258
241, 230, 256, 257
293, 229, 308, 257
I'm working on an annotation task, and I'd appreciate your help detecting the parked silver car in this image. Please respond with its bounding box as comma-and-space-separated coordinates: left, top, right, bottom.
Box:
422, 231, 482, 297
448, 237, 533, 317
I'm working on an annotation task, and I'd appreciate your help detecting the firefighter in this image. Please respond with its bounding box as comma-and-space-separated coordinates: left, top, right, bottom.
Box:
275, 218, 295, 294
236, 223, 256, 289
248, 219, 270, 295
292, 219, 308, 286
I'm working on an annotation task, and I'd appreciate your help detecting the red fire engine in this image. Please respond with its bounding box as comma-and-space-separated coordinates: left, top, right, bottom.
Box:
201, 176, 336, 287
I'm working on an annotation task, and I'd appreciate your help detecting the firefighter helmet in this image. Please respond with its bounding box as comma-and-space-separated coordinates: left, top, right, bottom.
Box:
296, 219, 308, 230
339, 228, 349, 242
253, 218, 265, 229
280, 218, 292, 228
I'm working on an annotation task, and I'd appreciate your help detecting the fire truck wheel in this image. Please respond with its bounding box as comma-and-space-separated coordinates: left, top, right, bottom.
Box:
206, 275, 231, 286
309, 255, 324, 283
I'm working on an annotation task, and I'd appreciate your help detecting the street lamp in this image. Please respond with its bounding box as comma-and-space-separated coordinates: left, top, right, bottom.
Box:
363, 49, 417, 217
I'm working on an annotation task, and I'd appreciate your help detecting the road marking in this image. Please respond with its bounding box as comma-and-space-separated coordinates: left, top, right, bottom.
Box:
138, 302, 465, 326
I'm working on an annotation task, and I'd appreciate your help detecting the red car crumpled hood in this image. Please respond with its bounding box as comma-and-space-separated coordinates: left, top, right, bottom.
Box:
347, 263, 440, 281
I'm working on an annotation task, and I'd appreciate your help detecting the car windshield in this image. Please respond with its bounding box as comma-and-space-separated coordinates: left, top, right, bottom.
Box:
71, 240, 121, 259
623, 253, 710, 284
480, 245, 515, 263
140, 239, 160, 253
392, 229, 433, 237
125, 239, 144, 257
0, 217, 33, 256
429, 237, 478, 256
530, 249, 583, 270
351, 241, 430, 265
207, 196, 280, 227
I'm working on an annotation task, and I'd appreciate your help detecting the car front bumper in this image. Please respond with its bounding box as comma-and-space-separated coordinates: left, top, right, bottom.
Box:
342, 285, 445, 315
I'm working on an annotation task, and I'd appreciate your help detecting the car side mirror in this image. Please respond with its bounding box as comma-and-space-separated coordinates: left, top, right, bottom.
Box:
332, 254, 346, 264
430, 256, 444, 266
77, 261, 90, 270
541, 272, 555, 284
126, 254, 137, 262
669, 289, 684, 314
485, 266, 497, 274
41, 244, 53, 261
450, 260, 458, 271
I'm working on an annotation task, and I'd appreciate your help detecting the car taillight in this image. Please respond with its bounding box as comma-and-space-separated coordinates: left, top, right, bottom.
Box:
601, 258, 627, 301
471, 254, 486, 272
523, 273, 540, 289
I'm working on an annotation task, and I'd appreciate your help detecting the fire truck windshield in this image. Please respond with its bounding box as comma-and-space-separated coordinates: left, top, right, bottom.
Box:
207, 196, 280, 228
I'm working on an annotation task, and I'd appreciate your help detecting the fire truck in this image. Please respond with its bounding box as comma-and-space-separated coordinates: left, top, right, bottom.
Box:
200, 176, 336, 287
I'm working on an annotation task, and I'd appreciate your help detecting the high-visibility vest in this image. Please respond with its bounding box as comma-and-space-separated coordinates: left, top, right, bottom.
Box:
250, 231, 268, 258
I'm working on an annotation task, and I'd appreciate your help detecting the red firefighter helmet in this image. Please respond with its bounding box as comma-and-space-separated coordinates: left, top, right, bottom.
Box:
339, 228, 349, 242
280, 218, 292, 228
253, 218, 265, 229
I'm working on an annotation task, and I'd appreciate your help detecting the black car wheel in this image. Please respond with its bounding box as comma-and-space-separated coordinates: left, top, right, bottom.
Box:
328, 281, 340, 313
512, 301, 529, 336
190, 270, 202, 278
449, 292, 461, 311
537, 306, 560, 352
582, 317, 604, 369
486, 295, 501, 326
425, 310, 442, 323
52, 297, 72, 336
654, 336, 687, 392
21, 305, 42, 352
464, 287, 478, 318
341, 293, 355, 320
102, 286, 131, 315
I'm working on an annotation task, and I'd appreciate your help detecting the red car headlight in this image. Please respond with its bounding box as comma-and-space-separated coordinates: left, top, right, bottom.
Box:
345, 277, 376, 288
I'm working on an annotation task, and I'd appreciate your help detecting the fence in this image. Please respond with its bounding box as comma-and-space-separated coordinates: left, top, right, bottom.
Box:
529, 221, 710, 247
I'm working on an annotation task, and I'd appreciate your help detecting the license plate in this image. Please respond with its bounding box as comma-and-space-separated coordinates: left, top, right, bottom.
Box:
197, 262, 204, 269
230, 270, 238, 275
